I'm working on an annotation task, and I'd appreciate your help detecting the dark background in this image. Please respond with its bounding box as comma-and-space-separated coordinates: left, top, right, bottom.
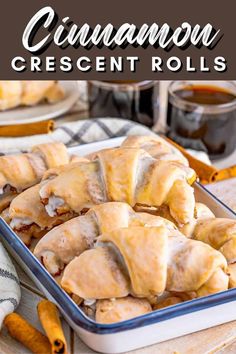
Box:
0, 0, 235, 79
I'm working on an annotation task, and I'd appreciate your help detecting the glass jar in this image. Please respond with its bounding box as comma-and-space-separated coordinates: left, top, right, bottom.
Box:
88, 80, 159, 128
167, 80, 236, 159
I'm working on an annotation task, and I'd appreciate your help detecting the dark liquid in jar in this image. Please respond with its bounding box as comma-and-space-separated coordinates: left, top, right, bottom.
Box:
88, 81, 159, 127
167, 85, 236, 159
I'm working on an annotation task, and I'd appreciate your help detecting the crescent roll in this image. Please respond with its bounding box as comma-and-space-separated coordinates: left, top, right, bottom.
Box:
0, 81, 64, 110
40, 147, 196, 225
121, 135, 189, 165
0, 142, 69, 212
34, 202, 176, 275
21, 81, 64, 106
154, 297, 183, 309
9, 184, 74, 246
0, 81, 22, 110
135, 202, 215, 237
8, 160, 89, 245
42, 158, 89, 182
193, 218, 236, 287
96, 297, 152, 324
61, 226, 228, 301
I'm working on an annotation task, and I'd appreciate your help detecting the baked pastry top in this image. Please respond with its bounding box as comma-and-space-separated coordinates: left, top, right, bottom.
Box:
2, 135, 235, 324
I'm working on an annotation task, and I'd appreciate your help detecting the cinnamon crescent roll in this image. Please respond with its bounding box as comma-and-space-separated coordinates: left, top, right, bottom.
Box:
21, 81, 64, 106
63, 246, 130, 299
0, 142, 70, 212
34, 202, 176, 275
0, 81, 64, 111
153, 295, 183, 310
42, 157, 89, 182
0, 81, 22, 111
96, 297, 152, 324
7, 160, 90, 245
135, 202, 215, 237
193, 218, 236, 287
61, 226, 228, 301
40, 148, 196, 225
121, 135, 189, 165
9, 184, 74, 246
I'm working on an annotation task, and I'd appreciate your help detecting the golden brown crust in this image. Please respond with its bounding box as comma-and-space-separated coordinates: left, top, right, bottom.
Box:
43, 82, 65, 103
40, 147, 196, 225
34, 202, 175, 275
42, 159, 89, 181
9, 184, 75, 245
121, 135, 189, 165
31, 142, 69, 169
136, 160, 195, 224
193, 218, 236, 287
0, 154, 39, 192
167, 234, 228, 295
40, 161, 106, 215
21, 81, 64, 106
62, 247, 130, 299
0, 143, 69, 207
61, 225, 228, 301
34, 215, 94, 275
134, 202, 215, 237
228, 264, 236, 288
96, 297, 152, 324
0, 81, 64, 111
99, 226, 168, 297
0, 192, 17, 213
193, 218, 236, 262
0, 81, 22, 110
153, 296, 183, 310
1, 207, 10, 224
98, 148, 142, 205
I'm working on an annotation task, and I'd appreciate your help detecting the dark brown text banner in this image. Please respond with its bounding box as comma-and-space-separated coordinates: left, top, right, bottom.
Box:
0, 0, 235, 79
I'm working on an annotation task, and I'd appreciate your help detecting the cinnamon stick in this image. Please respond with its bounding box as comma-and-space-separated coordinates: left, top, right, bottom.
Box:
37, 300, 68, 354
4, 312, 51, 354
212, 165, 236, 182
163, 136, 236, 184
163, 136, 218, 184
0, 120, 55, 137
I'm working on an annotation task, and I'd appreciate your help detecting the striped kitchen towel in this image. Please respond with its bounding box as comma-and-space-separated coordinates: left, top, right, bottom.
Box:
0, 118, 154, 154
0, 243, 21, 329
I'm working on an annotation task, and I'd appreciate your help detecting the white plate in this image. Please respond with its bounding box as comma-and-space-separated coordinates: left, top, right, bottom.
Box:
0, 81, 80, 126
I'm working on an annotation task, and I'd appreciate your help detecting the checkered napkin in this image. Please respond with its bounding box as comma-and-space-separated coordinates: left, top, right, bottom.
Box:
0, 118, 154, 154
0, 243, 21, 328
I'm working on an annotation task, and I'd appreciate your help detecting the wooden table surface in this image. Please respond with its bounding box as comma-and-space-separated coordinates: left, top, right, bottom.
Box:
1, 82, 236, 354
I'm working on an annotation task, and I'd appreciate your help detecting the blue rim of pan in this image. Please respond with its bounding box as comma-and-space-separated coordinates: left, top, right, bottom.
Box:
1, 182, 236, 335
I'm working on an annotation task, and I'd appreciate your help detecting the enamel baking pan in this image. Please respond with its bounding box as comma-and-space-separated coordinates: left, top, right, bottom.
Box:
1, 137, 236, 354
